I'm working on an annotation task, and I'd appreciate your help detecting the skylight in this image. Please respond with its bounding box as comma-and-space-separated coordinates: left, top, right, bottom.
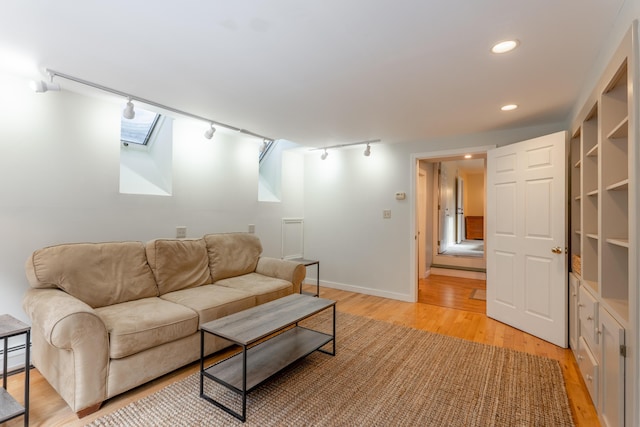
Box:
259, 139, 275, 163
121, 108, 160, 145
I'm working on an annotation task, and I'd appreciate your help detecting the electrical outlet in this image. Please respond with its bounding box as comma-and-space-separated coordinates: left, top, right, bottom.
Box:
248, 224, 255, 233
383, 209, 392, 219
176, 226, 187, 238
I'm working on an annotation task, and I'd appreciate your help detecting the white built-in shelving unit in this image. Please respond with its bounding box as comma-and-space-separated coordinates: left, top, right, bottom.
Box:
569, 22, 638, 427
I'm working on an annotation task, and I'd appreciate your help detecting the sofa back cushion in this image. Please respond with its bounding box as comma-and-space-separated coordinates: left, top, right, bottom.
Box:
203, 233, 262, 282
145, 238, 211, 295
25, 241, 159, 308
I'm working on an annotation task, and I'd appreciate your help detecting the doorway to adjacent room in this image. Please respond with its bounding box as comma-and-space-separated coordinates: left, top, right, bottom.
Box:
416, 152, 487, 280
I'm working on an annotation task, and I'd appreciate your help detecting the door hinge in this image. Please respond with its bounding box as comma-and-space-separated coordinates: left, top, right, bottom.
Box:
620, 345, 627, 357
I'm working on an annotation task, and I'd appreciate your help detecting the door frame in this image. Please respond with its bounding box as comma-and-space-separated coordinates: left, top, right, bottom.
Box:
409, 145, 495, 302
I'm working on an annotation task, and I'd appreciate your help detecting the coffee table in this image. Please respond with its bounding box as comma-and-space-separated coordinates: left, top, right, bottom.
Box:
199, 293, 336, 422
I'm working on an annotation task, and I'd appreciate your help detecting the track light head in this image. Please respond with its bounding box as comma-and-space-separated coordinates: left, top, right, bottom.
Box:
31, 80, 60, 93
321, 149, 328, 160
123, 98, 135, 119
363, 144, 371, 157
204, 123, 216, 139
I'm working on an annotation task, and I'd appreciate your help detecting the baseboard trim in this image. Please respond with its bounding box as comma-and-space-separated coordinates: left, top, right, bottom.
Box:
305, 280, 414, 302
1, 342, 30, 373
430, 267, 486, 280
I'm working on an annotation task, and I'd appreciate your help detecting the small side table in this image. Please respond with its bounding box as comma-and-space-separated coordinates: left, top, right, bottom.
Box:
290, 258, 320, 297
0, 315, 30, 426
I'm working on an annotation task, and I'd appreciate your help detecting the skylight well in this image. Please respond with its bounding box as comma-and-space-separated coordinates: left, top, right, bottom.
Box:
121, 108, 160, 145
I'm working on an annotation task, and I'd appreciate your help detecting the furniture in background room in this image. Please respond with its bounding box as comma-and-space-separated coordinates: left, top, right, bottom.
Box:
22, 233, 306, 417
0, 314, 30, 426
568, 22, 638, 427
465, 216, 484, 240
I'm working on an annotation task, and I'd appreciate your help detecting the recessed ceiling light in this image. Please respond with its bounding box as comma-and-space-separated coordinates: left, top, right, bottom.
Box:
491, 40, 519, 54
501, 104, 518, 111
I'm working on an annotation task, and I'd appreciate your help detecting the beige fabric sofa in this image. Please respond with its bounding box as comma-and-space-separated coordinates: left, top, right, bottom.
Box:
22, 232, 305, 417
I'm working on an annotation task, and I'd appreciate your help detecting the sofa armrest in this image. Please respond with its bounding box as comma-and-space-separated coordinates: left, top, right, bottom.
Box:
255, 257, 306, 293
22, 288, 109, 412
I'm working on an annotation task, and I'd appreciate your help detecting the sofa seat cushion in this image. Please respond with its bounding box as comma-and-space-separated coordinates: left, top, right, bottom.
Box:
160, 285, 256, 325
215, 273, 293, 304
95, 297, 198, 359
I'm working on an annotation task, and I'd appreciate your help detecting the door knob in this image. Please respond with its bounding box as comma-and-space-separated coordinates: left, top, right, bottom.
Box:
551, 247, 562, 254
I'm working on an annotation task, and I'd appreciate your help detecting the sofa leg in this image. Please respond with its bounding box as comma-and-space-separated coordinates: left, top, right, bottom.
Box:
77, 402, 102, 418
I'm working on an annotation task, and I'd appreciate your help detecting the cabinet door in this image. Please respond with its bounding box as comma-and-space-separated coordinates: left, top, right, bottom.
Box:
569, 273, 580, 351
577, 336, 599, 406
599, 307, 625, 427
579, 284, 599, 349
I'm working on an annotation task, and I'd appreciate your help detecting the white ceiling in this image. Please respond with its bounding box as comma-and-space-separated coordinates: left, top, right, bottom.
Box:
0, 1, 627, 147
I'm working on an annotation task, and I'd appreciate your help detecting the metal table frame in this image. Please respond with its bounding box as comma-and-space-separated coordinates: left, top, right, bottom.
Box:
199, 295, 335, 422
290, 258, 320, 297
0, 315, 30, 427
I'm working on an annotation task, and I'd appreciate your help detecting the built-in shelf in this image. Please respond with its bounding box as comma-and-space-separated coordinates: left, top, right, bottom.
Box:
606, 179, 629, 191
607, 116, 629, 139
603, 297, 629, 325
606, 238, 629, 248
569, 26, 634, 425
584, 280, 599, 293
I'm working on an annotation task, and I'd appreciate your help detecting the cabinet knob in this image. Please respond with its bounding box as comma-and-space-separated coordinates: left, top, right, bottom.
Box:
587, 316, 593, 321
578, 303, 585, 308
577, 355, 584, 361
596, 328, 601, 335
586, 375, 593, 382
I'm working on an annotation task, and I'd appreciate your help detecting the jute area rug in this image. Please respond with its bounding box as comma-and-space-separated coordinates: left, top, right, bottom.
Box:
87, 312, 574, 427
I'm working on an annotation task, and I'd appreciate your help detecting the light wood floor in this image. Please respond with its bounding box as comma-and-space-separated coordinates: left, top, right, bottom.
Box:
4, 275, 599, 426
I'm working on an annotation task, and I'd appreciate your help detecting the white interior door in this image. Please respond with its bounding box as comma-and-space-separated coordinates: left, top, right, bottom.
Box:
437, 164, 448, 253
418, 171, 427, 279
486, 131, 567, 347
456, 176, 464, 243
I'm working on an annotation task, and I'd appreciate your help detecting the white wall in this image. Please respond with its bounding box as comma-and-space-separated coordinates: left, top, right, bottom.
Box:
303, 123, 565, 301
463, 172, 484, 217
571, 3, 640, 124
0, 72, 304, 328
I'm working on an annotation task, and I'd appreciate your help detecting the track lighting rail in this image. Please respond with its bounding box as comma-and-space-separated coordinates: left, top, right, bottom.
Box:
45, 69, 273, 142
312, 138, 380, 159
310, 139, 381, 151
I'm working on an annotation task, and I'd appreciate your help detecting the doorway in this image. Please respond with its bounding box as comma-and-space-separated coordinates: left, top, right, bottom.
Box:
435, 159, 485, 260
412, 145, 493, 303
418, 155, 487, 277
